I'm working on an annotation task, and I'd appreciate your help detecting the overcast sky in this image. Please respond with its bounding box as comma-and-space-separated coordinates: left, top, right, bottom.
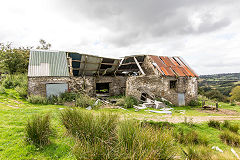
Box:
1, 0, 240, 75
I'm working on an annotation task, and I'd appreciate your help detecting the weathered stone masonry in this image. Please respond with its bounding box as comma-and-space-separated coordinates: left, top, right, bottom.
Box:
126, 75, 198, 105
28, 76, 127, 97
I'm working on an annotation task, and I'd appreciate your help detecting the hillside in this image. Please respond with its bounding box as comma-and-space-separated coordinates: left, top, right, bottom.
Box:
199, 73, 240, 96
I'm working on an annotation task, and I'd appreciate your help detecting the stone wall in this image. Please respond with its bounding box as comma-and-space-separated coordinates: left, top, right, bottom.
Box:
28, 76, 127, 97
126, 75, 198, 106
28, 77, 70, 96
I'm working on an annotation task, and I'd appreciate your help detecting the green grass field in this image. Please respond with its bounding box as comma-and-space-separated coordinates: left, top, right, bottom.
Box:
1, 89, 240, 159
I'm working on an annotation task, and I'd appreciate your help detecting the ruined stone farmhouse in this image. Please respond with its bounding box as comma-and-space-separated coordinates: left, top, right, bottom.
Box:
28, 50, 198, 106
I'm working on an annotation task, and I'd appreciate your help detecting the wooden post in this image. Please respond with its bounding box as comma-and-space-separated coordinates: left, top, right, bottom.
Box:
216, 102, 219, 111
134, 57, 145, 75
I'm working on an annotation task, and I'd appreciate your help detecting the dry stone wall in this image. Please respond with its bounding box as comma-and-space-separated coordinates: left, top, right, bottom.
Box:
126, 75, 198, 106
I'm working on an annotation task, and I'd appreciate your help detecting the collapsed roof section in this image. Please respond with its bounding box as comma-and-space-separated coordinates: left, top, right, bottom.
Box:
67, 52, 120, 76
117, 55, 146, 75
28, 50, 198, 77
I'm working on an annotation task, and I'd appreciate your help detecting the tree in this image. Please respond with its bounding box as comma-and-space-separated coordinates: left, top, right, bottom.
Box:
0, 43, 30, 74
36, 39, 51, 50
230, 86, 240, 102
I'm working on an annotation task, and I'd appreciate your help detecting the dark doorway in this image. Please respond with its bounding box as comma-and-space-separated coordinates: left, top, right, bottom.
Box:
96, 83, 110, 94
141, 93, 147, 101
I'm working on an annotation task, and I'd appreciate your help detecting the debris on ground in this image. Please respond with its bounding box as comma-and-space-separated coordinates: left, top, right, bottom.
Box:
231, 148, 240, 160
119, 107, 127, 111
212, 146, 223, 153
86, 106, 92, 110
145, 110, 172, 115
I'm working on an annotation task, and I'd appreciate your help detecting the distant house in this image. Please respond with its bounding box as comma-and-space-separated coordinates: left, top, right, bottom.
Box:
28, 50, 198, 106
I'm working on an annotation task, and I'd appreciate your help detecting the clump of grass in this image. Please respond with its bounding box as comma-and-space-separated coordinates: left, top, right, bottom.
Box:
27, 95, 48, 105
220, 130, 240, 147
174, 129, 208, 146
208, 120, 221, 129
61, 109, 176, 159
61, 109, 119, 159
141, 120, 175, 129
223, 120, 239, 133
182, 145, 213, 160
117, 120, 176, 159
25, 114, 51, 147
75, 94, 95, 108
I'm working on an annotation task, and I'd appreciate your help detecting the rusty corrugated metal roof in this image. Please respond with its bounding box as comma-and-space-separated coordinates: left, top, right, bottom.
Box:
149, 55, 198, 77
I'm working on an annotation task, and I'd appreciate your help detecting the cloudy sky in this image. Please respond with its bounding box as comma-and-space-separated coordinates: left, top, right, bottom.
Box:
1, 0, 240, 75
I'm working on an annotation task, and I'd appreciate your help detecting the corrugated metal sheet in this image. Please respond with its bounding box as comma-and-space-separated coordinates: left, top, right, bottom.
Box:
28, 50, 69, 77
149, 55, 198, 77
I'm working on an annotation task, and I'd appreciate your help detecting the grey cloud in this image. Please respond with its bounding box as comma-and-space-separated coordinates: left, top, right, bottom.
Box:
58, 0, 235, 46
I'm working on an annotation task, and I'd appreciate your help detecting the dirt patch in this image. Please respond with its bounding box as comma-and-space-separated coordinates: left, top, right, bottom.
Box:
0, 102, 19, 109
197, 108, 240, 116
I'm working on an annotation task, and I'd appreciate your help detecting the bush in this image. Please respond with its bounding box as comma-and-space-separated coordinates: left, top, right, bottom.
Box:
208, 120, 221, 129
220, 130, 240, 147
1, 74, 27, 89
75, 94, 95, 108
27, 95, 48, 105
0, 86, 6, 94
25, 114, 51, 147
189, 100, 201, 106
59, 92, 76, 102
115, 96, 138, 108
124, 96, 138, 108
15, 86, 28, 98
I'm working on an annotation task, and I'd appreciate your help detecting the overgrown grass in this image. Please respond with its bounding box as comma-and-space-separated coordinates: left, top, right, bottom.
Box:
220, 130, 240, 147
25, 114, 52, 147
61, 109, 176, 159
208, 120, 221, 129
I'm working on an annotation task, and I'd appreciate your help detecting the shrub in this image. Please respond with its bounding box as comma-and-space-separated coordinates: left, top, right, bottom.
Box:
0, 86, 6, 94
220, 130, 240, 147
75, 94, 95, 108
25, 114, 51, 147
27, 95, 48, 105
1, 74, 27, 89
15, 86, 28, 98
208, 120, 221, 129
115, 98, 125, 106
123, 96, 138, 108
189, 100, 201, 106
59, 92, 76, 102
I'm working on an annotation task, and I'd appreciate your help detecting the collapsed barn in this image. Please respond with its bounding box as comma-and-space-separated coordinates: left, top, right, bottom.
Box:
28, 50, 198, 106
